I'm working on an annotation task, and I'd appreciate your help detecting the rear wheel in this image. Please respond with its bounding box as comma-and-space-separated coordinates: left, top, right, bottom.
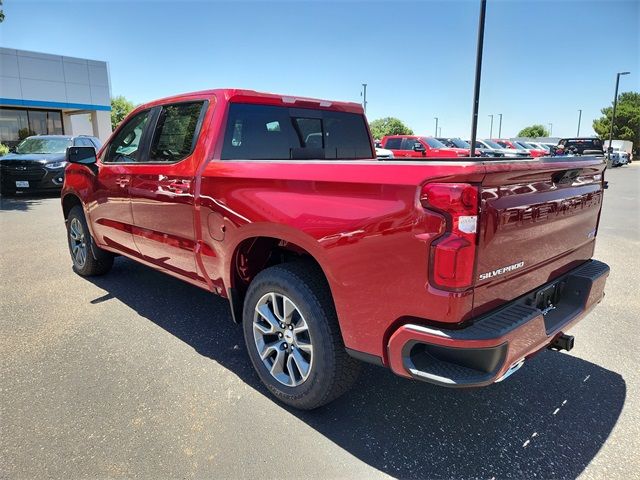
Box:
66, 205, 114, 276
242, 262, 360, 410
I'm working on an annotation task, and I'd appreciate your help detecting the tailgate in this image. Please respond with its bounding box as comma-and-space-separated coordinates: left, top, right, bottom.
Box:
473, 157, 606, 316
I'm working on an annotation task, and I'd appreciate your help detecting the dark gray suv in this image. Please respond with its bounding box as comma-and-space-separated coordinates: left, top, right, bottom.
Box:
0, 135, 101, 194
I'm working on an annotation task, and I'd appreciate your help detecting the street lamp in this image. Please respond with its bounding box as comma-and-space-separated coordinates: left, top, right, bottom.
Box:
577, 109, 582, 137
488, 114, 494, 138
548, 123, 553, 136
469, 0, 487, 158
438, 127, 442, 137
361, 83, 368, 114
498, 113, 502, 138
434, 117, 439, 136
608, 72, 631, 153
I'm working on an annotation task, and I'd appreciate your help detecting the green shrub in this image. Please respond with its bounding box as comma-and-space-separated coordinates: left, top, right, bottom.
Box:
0, 143, 9, 157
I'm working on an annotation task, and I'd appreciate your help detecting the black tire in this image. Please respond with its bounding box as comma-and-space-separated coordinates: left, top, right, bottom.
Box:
242, 262, 360, 410
66, 205, 114, 276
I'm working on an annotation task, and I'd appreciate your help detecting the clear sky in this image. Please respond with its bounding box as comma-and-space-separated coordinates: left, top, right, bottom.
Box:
1, 0, 639, 138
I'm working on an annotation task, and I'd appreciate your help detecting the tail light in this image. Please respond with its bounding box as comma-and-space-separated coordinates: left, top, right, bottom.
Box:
421, 183, 479, 290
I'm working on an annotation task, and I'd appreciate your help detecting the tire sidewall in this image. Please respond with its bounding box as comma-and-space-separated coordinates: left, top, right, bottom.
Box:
242, 267, 337, 407
66, 206, 92, 275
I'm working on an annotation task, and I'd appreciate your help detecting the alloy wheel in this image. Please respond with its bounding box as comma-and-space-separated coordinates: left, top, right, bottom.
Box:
69, 217, 87, 268
253, 292, 314, 387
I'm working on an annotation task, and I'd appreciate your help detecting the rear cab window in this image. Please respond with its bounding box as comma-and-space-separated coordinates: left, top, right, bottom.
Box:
384, 138, 402, 149
221, 103, 373, 160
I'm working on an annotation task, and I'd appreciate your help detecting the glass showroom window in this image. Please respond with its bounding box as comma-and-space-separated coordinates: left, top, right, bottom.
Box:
0, 108, 64, 147
0, 108, 29, 145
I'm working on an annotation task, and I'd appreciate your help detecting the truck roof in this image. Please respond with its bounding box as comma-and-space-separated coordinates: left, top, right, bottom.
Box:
136, 89, 365, 114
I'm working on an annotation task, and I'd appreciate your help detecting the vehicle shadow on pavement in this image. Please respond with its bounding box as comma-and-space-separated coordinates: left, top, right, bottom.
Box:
88, 258, 626, 480
0, 192, 60, 212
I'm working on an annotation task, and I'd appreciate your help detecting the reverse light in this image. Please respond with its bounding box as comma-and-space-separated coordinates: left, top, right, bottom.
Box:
421, 183, 479, 290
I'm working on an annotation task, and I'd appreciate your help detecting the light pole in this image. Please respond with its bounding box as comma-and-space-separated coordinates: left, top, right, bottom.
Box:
498, 113, 502, 138
548, 123, 553, 136
361, 83, 368, 114
577, 109, 582, 136
469, 0, 487, 158
438, 127, 442, 137
434, 117, 439, 136
608, 72, 630, 153
488, 114, 494, 138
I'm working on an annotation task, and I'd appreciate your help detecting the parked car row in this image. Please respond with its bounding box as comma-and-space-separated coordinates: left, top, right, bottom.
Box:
375, 135, 548, 159
0, 130, 626, 196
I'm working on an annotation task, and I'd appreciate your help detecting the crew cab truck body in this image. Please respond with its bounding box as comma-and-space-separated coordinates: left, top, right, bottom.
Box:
61, 89, 610, 409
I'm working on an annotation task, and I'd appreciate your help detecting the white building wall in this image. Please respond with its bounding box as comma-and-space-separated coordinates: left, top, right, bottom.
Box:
0, 48, 112, 141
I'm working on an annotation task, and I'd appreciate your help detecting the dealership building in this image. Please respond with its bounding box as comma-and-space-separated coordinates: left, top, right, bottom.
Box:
0, 48, 112, 147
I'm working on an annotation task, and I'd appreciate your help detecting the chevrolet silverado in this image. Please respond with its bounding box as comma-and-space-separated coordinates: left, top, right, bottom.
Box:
61, 89, 610, 409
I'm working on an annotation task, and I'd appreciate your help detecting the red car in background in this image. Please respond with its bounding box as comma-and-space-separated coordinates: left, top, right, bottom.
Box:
493, 139, 546, 157
381, 135, 469, 158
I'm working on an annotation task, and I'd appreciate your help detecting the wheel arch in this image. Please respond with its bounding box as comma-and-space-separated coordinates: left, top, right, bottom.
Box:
226, 232, 333, 325
62, 193, 83, 220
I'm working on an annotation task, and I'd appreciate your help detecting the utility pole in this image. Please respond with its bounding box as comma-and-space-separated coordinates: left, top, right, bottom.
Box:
469, 0, 487, 158
434, 117, 438, 136
488, 114, 494, 138
608, 72, 630, 153
498, 113, 502, 138
577, 109, 582, 136
548, 123, 553, 136
361, 83, 367, 114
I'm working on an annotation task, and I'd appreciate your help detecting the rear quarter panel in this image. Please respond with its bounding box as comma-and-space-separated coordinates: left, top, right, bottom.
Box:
197, 160, 486, 358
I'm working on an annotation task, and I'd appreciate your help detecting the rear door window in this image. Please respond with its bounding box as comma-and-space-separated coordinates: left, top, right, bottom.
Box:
401, 138, 419, 150
221, 103, 373, 160
148, 102, 206, 162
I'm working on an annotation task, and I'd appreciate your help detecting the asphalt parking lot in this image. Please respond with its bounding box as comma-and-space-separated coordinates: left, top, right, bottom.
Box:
1, 163, 639, 479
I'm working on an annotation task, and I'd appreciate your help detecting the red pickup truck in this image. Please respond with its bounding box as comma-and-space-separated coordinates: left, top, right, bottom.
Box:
62, 89, 610, 409
381, 135, 469, 158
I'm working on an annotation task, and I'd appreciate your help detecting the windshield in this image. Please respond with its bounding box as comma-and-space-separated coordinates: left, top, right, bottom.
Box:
483, 139, 503, 149
15, 137, 72, 154
449, 138, 470, 148
516, 141, 535, 149
420, 137, 447, 148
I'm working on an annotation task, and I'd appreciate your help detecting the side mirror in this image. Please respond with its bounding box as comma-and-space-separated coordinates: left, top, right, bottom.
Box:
413, 142, 426, 152
66, 146, 97, 165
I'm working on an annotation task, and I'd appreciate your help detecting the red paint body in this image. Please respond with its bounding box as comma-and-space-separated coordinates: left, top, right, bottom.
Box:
62, 89, 609, 383
380, 135, 469, 158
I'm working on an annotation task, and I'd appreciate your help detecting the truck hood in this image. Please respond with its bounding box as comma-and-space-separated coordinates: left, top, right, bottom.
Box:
0, 153, 64, 164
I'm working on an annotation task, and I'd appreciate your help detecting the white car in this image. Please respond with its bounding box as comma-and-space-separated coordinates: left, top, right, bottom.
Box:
476, 139, 528, 158
375, 147, 394, 160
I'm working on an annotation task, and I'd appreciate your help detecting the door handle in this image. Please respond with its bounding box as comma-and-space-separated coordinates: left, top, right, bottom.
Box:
165, 180, 191, 194
116, 177, 130, 188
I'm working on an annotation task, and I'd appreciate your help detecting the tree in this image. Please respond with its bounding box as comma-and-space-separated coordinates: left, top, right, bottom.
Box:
369, 117, 413, 140
592, 91, 640, 151
110, 95, 137, 130
517, 124, 550, 138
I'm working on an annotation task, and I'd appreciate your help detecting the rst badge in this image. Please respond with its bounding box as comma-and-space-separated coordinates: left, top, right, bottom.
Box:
479, 261, 525, 281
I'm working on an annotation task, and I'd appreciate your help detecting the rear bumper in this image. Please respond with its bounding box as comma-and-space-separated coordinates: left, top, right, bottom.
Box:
387, 259, 609, 387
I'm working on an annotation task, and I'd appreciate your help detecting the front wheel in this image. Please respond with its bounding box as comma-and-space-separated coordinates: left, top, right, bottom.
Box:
242, 262, 360, 410
66, 205, 114, 276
